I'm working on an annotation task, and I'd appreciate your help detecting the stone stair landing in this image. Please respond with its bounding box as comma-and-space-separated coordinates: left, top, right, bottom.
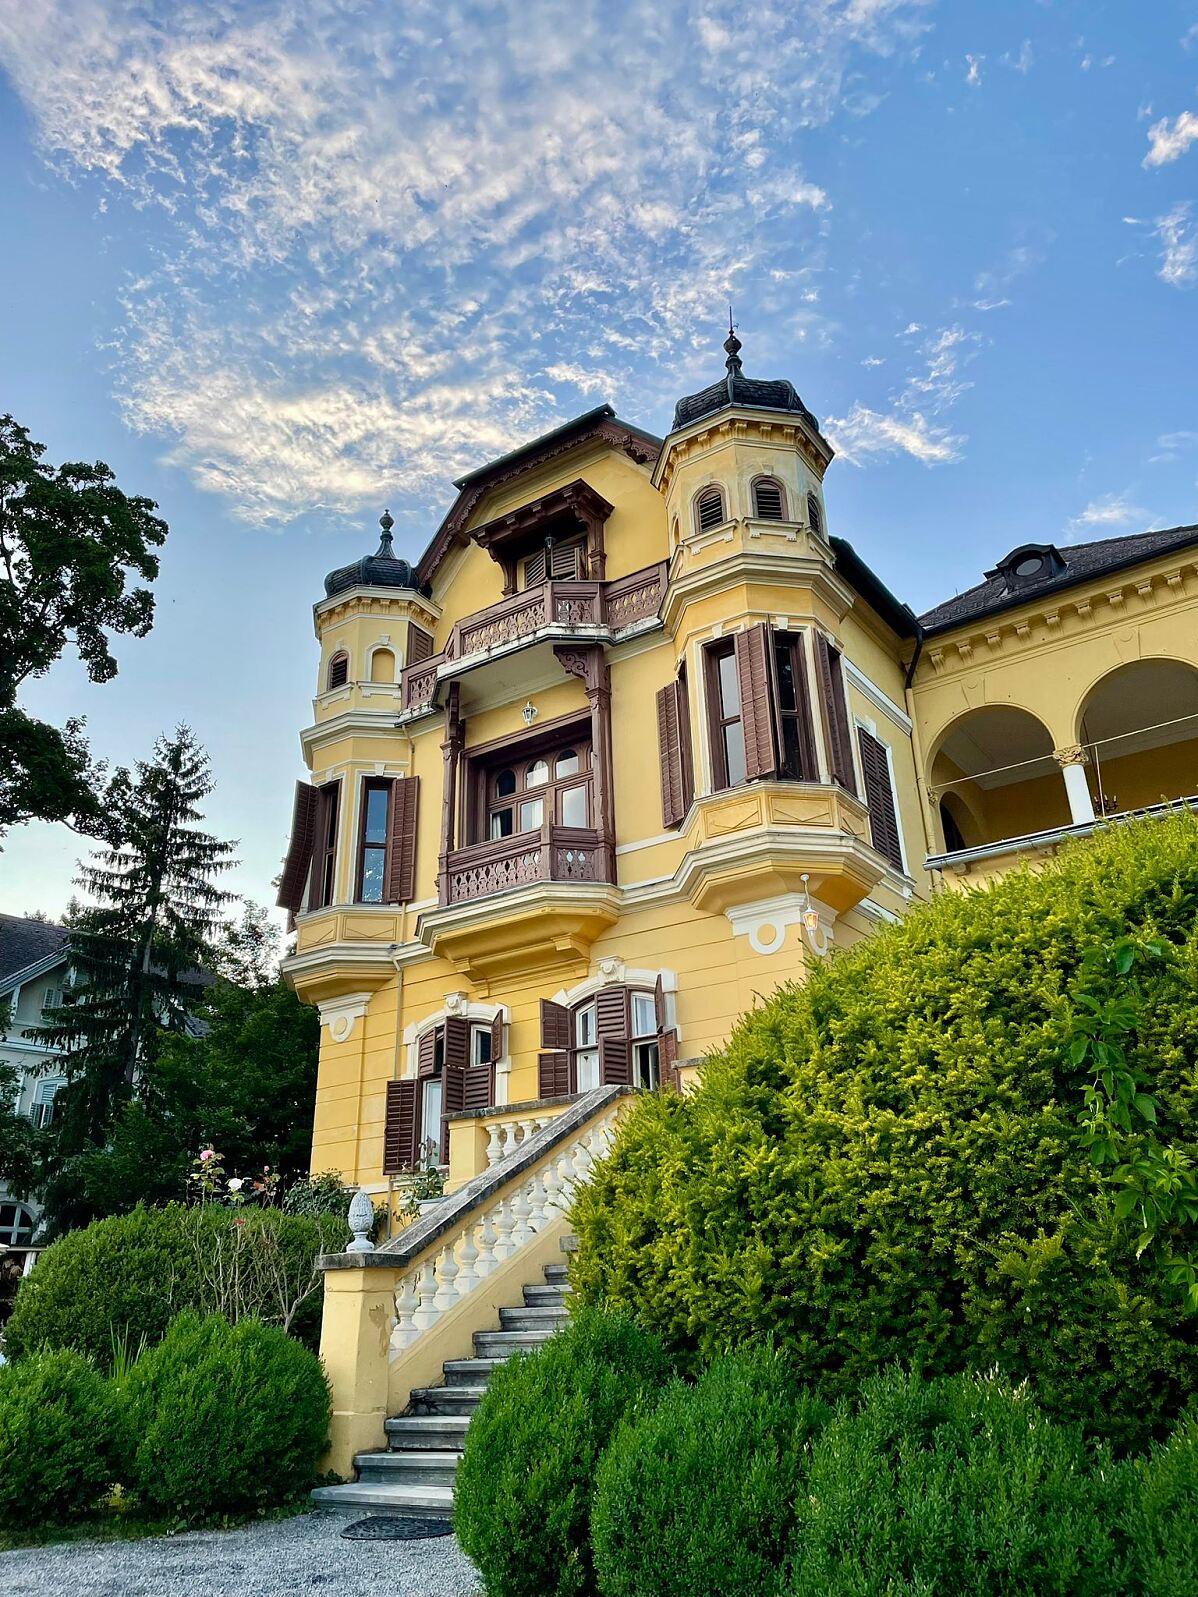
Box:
311, 1263, 570, 1518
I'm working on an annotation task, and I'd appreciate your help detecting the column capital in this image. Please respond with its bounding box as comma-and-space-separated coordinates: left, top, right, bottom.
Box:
1054, 744, 1089, 768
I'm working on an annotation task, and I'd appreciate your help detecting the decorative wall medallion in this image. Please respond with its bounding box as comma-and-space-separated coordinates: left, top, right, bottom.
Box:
725, 893, 837, 957
318, 993, 372, 1043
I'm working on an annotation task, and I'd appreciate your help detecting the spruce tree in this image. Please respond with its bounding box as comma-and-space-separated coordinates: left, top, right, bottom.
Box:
35, 726, 236, 1232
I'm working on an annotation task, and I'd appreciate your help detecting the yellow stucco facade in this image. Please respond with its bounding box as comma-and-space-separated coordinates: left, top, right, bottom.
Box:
280, 348, 1198, 1208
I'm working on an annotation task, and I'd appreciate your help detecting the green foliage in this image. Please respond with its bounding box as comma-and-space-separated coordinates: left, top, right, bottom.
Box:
592, 1347, 829, 1597
789, 1367, 1125, 1596
1118, 1409, 1198, 1597
282, 1170, 359, 1220
0, 412, 166, 840
3, 1201, 342, 1364
0, 1349, 124, 1528
454, 1306, 670, 1597
124, 1311, 329, 1523
573, 815, 1198, 1451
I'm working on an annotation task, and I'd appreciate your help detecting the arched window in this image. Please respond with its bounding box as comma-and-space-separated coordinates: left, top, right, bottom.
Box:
806, 492, 824, 537
525, 759, 549, 788
939, 798, 967, 854
369, 646, 395, 684
327, 650, 349, 691
694, 487, 726, 533
0, 1201, 35, 1248
752, 477, 786, 520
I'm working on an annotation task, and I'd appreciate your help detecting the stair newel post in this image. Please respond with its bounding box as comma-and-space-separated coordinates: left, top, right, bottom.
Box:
392, 1269, 420, 1352
412, 1257, 438, 1330
485, 1122, 503, 1167
434, 1237, 460, 1312
476, 1207, 499, 1277
456, 1223, 480, 1295
510, 1178, 534, 1248
493, 1195, 517, 1262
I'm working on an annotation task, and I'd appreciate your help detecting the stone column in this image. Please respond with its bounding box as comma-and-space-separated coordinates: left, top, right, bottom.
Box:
1055, 745, 1096, 825
438, 682, 463, 902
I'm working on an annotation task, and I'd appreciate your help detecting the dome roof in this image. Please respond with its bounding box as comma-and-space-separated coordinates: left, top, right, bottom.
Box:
323, 511, 420, 598
671, 326, 821, 434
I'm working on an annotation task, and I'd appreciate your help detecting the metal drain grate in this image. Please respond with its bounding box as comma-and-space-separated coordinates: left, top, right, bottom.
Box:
341, 1515, 454, 1541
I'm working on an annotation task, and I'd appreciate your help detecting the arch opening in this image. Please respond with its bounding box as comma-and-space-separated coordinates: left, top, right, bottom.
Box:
1078, 659, 1198, 816
930, 706, 1068, 852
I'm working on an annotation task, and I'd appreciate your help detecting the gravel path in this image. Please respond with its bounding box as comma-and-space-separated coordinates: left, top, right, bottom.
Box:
0, 1511, 483, 1597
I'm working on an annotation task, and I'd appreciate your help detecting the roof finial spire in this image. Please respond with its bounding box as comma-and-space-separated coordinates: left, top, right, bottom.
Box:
723, 307, 743, 376
376, 508, 395, 556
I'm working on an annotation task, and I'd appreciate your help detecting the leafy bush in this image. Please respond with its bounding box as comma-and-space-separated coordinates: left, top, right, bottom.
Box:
4, 1201, 343, 1365
0, 1348, 124, 1527
573, 815, 1198, 1450
124, 1310, 329, 1522
592, 1347, 829, 1597
454, 1306, 670, 1597
1120, 1408, 1198, 1596
282, 1170, 357, 1219
789, 1367, 1126, 1596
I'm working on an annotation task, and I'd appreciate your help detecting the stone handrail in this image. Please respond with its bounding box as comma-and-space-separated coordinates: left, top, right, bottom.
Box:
322, 1087, 626, 1359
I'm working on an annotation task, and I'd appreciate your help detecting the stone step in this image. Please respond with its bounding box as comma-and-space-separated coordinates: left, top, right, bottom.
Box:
410, 1384, 487, 1415
543, 1263, 570, 1284
443, 1356, 504, 1384
385, 1413, 470, 1451
473, 1328, 558, 1359
311, 1480, 454, 1518
523, 1282, 570, 1307
498, 1305, 571, 1332
356, 1449, 460, 1488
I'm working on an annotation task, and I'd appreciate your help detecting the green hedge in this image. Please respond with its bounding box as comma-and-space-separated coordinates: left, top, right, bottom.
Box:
4, 1202, 344, 1366
454, 1307, 670, 1597
124, 1311, 330, 1522
1119, 1408, 1198, 1596
0, 1349, 124, 1528
592, 1347, 829, 1597
572, 815, 1198, 1451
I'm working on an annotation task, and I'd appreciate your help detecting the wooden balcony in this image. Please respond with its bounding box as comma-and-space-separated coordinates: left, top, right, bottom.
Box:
401, 562, 666, 712
442, 822, 612, 906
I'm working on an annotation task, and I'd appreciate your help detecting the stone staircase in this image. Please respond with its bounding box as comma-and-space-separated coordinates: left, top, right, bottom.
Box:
311, 1263, 571, 1518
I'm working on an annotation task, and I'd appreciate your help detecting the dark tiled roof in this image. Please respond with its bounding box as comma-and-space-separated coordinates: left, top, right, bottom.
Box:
0, 914, 69, 987
671, 329, 823, 436
919, 523, 1198, 634
324, 513, 421, 599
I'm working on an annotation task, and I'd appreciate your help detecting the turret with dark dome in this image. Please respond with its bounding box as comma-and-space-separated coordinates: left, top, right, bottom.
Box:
323, 511, 421, 598
671, 322, 823, 437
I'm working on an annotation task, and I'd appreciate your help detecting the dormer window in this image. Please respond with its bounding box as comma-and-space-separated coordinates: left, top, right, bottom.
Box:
990, 543, 1066, 593
695, 487, 725, 533
806, 492, 823, 537
752, 478, 786, 520
327, 651, 349, 691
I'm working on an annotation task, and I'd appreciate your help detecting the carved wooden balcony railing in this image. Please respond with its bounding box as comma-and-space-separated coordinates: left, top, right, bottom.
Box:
400, 561, 667, 712
442, 822, 611, 906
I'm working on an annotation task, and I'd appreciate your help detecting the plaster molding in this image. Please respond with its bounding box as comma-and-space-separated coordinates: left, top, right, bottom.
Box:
316, 992, 374, 1044
843, 659, 913, 734
551, 966, 680, 1035
401, 997, 508, 1079
724, 892, 837, 956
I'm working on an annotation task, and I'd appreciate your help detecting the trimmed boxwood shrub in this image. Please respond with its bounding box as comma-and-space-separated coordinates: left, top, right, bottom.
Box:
4, 1201, 343, 1365
789, 1367, 1126, 1596
0, 1348, 124, 1527
1120, 1408, 1198, 1596
454, 1306, 670, 1597
573, 815, 1198, 1450
592, 1347, 830, 1597
124, 1311, 330, 1523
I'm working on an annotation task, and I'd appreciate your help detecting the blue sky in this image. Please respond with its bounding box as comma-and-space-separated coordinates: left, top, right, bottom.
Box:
1, 0, 1196, 920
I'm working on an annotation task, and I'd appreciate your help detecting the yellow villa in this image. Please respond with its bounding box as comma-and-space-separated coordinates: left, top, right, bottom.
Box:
279, 331, 1198, 1509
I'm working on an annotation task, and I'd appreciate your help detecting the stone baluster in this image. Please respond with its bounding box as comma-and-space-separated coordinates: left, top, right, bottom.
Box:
392, 1270, 420, 1352
476, 1209, 499, 1277
493, 1195, 517, 1262
499, 1121, 519, 1160
412, 1258, 438, 1330
456, 1224, 480, 1296
485, 1122, 503, 1167
542, 1152, 567, 1218
434, 1237, 460, 1312
518, 1116, 537, 1147
510, 1179, 534, 1248
526, 1168, 549, 1232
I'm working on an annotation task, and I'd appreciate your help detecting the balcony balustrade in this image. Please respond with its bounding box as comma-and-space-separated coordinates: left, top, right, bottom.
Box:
401, 562, 666, 712
441, 822, 611, 906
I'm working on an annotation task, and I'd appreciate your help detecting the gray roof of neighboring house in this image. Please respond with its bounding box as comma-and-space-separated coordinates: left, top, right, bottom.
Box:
0, 915, 69, 990
919, 523, 1198, 635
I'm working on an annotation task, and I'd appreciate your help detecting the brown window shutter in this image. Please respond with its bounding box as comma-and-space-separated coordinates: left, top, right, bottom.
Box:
786, 633, 820, 781
815, 635, 857, 795
384, 775, 419, 903
442, 1062, 467, 1120
383, 1078, 419, 1174
524, 547, 547, 587
417, 1029, 438, 1079
491, 1009, 505, 1062
444, 1015, 471, 1071
656, 683, 688, 829
599, 1036, 633, 1086
550, 541, 582, 579
858, 728, 904, 871
407, 624, 433, 665
595, 985, 629, 1041
276, 782, 319, 911
538, 1051, 570, 1097
660, 1026, 680, 1091
653, 973, 667, 1032
540, 999, 570, 1050
463, 1062, 495, 1112
735, 624, 780, 780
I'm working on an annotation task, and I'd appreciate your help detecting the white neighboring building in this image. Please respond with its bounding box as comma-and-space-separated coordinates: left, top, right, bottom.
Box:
0, 913, 71, 1259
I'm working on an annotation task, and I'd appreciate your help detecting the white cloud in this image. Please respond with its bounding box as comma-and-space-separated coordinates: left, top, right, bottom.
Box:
1144, 110, 1198, 167
1150, 430, 1198, 463
1069, 493, 1150, 531
1001, 40, 1033, 74
1155, 203, 1198, 287
0, 0, 931, 527
826, 322, 979, 466
965, 54, 982, 87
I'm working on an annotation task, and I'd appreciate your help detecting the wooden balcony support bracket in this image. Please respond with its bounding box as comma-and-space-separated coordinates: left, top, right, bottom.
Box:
554, 643, 616, 880
437, 682, 464, 905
